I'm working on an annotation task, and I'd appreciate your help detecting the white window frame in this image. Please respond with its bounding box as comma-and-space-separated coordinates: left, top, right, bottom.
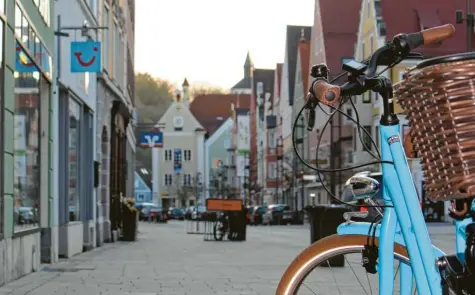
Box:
184, 150, 192, 161
112, 20, 119, 80
164, 149, 172, 161
268, 163, 277, 179
269, 132, 276, 148
344, 107, 353, 123
346, 148, 354, 164
88, 0, 97, 17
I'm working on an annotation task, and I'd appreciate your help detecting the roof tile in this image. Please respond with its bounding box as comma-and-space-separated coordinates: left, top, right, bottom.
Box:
190, 94, 251, 136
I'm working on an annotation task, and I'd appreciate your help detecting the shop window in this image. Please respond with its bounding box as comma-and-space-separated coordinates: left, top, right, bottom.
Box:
13, 43, 41, 231
68, 99, 81, 221
112, 21, 118, 80
33, 0, 50, 26
14, 5, 22, 37
15, 4, 52, 78
88, 0, 96, 16
21, 15, 28, 45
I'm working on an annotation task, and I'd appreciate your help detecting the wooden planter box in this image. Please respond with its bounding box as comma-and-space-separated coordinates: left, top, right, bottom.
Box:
121, 206, 139, 241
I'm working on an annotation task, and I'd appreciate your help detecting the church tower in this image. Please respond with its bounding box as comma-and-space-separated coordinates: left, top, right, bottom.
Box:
182, 78, 190, 108
244, 51, 253, 78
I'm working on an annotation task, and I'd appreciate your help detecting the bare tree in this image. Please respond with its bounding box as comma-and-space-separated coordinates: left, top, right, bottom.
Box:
208, 167, 233, 198
189, 83, 230, 99
167, 173, 200, 207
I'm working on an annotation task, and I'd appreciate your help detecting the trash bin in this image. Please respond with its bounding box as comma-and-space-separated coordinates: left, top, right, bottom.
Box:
228, 207, 247, 241
305, 205, 349, 267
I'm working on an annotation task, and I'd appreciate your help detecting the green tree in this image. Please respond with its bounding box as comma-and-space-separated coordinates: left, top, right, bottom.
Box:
135, 73, 174, 172
135, 73, 174, 124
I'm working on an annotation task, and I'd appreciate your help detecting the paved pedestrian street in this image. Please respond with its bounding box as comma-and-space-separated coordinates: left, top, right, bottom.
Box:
0, 221, 457, 295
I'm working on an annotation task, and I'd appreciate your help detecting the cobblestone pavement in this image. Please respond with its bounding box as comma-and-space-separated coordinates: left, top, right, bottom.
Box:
0, 221, 457, 295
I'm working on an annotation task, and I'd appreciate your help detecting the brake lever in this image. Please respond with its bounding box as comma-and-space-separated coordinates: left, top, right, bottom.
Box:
307, 109, 315, 131
305, 92, 317, 131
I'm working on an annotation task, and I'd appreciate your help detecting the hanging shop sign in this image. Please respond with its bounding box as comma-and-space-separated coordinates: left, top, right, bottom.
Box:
70, 41, 101, 73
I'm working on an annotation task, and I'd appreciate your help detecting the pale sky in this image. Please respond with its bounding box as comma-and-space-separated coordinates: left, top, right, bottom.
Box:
135, 0, 315, 89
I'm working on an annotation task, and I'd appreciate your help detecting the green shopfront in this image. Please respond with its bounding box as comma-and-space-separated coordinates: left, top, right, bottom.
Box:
0, 0, 54, 285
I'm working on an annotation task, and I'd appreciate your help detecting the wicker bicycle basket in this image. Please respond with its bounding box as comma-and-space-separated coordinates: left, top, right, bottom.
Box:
395, 52, 475, 201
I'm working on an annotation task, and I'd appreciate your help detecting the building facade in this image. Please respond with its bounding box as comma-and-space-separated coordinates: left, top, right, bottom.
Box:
273, 64, 283, 204
308, 0, 360, 204
134, 172, 151, 203
204, 117, 234, 199
232, 108, 251, 204
0, 0, 135, 287
2, 0, 54, 284
153, 84, 206, 209
354, 0, 467, 221
189, 91, 251, 202
252, 68, 274, 205
278, 25, 311, 208
95, 0, 135, 244
54, 0, 98, 259
292, 38, 310, 210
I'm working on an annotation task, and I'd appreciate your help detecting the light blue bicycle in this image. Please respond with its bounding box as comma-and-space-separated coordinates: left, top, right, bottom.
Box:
276, 24, 475, 294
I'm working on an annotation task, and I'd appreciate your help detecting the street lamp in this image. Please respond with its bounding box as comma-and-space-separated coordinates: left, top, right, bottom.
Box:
310, 193, 316, 206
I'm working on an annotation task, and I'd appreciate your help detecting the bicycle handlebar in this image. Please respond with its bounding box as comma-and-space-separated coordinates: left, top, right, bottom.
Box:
420, 24, 455, 46
311, 24, 456, 105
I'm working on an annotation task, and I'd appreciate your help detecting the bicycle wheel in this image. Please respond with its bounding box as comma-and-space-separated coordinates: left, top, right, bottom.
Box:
213, 221, 225, 241
276, 234, 454, 295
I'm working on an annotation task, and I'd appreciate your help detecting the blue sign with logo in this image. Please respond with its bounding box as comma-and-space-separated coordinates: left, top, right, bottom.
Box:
70, 41, 101, 73
139, 131, 163, 148
174, 149, 182, 174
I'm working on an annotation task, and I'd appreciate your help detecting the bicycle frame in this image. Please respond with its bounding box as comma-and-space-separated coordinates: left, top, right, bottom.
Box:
336, 122, 471, 295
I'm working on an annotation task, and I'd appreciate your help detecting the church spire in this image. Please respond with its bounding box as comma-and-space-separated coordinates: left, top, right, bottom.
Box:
182, 78, 189, 87
182, 78, 190, 108
244, 51, 252, 78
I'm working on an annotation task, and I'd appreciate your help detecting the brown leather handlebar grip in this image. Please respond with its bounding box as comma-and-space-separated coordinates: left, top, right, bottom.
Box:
312, 80, 341, 105
421, 24, 455, 45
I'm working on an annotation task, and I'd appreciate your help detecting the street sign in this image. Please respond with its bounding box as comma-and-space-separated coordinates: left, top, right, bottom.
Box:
206, 198, 242, 211
139, 131, 163, 148
70, 41, 101, 73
